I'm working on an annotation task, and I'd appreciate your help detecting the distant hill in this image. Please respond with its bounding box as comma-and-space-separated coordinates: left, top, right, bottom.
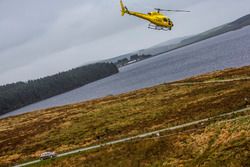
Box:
155, 36, 189, 47
103, 52, 137, 64
106, 14, 250, 64
179, 14, 250, 47
144, 14, 250, 56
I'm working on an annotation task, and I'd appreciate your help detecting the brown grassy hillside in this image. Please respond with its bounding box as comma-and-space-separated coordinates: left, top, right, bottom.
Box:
0, 66, 250, 166
33, 115, 250, 167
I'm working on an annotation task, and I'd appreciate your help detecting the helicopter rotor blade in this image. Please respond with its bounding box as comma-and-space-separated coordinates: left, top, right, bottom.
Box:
155, 8, 190, 12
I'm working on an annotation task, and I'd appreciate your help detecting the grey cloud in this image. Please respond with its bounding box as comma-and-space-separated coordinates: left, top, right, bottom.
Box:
0, 0, 250, 85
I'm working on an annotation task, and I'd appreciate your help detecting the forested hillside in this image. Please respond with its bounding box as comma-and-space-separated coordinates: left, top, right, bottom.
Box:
0, 63, 118, 115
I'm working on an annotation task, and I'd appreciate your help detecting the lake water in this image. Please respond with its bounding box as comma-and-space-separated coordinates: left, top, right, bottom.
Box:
1, 26, 250, 119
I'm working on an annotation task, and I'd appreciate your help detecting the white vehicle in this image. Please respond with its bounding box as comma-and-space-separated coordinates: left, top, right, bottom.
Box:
40, 152, 57, 160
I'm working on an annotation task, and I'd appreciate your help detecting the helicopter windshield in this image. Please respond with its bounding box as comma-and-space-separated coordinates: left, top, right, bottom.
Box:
163, 18, 168, 22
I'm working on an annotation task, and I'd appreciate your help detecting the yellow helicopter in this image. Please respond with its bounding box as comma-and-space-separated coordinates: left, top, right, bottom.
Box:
120, 0, 190, 31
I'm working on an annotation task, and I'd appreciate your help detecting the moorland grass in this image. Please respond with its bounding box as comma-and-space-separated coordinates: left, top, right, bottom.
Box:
0, 66, 249, 166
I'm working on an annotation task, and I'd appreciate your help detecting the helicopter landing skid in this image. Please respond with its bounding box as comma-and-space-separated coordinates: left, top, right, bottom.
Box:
148, 24, 171, 31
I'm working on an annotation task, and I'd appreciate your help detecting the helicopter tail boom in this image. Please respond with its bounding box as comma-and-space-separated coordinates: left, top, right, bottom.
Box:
120, 0, 128, 16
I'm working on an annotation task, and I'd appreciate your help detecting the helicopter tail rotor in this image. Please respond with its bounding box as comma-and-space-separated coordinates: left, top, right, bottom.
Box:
120, 0, 128, 16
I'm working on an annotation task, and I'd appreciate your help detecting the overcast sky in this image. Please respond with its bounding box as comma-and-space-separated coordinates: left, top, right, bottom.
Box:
0, 0, 250, 85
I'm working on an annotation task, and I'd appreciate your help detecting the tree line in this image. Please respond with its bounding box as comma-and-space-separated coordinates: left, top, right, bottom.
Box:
0, 63, 119, 115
